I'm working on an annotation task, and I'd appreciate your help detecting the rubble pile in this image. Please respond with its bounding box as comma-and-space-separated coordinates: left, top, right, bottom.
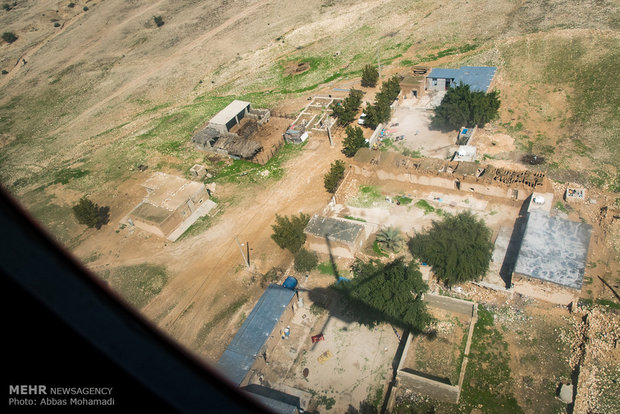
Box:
571, 306, 620, 413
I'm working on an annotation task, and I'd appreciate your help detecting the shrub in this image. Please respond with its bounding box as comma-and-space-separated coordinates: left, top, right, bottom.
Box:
83, 6, 88, 11
271, 213, 310, 254
375, 227, 404, 253
294, 248, 318, 272
342, 125, 368, 157
2, 31, 18, 44
68, 2, 75, 8
153, 15, 164, 27
72, 196, 110, 229
54, 22, 61, 28
323, 160, 345, 193
361, 64, 379, 87
1, 69, 8, 75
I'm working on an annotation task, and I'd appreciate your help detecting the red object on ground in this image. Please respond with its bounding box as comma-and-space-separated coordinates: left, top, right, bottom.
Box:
311, 333, 324, 343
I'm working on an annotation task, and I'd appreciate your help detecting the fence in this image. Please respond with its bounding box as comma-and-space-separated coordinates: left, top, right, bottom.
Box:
250, 136, 286, 165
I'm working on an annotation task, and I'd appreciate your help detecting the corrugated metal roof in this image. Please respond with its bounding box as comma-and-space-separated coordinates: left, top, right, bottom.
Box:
216, 285, 295, 385
427, 66, 497, 92
514, 210, 592, 289
209, 100, 251, 126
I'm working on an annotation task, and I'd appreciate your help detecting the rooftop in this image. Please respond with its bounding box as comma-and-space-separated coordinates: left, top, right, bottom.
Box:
428, 66, 497, 92
142, 172, 205, 211
514, 210, 592, 289
209, 100, 251, 126
304, 215, 364, 244
216, 285, 296, 385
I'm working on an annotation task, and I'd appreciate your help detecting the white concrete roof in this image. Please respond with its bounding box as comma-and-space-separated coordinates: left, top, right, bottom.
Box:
209, 100, 251, 126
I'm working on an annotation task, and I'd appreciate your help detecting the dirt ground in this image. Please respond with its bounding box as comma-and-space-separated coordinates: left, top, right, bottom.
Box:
389, 95, 457, 159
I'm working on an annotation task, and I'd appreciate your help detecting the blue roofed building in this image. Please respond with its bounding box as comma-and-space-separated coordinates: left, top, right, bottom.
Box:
426, 66, 497, 93
216, 284, 297, 386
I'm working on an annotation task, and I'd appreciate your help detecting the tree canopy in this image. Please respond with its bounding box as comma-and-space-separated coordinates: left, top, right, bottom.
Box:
323, 160, 346, 193
431, 83, 500, 131
331, 89, 363, 126
340, 258, 430, 332
342, 125, 368, 157
72, 196, 109, 229
270, 213, 310, 254
363, 75, 401, 129
361, 64, 379, 87
408, 211, 493, 287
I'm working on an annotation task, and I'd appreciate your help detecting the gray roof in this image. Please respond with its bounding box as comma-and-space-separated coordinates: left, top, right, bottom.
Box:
305, 215, 364, 244
209, 100, 251, 126
216, 285, 295, 385
427, 66, 497, 92
514, 210, 592, 289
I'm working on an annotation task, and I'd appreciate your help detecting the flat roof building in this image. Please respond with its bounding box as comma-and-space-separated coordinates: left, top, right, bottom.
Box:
513, 210, 592, 290
304, 215, 367, 258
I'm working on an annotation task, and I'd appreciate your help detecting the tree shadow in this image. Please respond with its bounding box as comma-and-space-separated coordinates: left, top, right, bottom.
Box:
96, 206, 110, 229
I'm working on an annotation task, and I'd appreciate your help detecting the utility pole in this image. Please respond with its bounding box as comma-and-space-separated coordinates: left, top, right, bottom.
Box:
235, 236, 249, 269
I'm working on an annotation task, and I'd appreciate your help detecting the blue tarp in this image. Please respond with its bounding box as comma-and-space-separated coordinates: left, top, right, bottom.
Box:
216, 284, 295, 385
282, 276, 298, 290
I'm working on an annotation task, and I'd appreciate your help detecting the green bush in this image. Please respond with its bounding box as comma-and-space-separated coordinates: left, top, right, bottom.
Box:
331, 89, 363, 126
363, 75, 400, 128
294, 248, 318, 272
323, 160, 345, 193
153, 16, 164, 27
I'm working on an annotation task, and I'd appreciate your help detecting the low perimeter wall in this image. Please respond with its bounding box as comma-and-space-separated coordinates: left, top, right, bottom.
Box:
394, 294, 477, 404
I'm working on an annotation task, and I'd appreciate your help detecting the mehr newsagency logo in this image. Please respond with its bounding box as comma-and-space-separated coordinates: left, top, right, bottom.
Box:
8, 385, 114, 407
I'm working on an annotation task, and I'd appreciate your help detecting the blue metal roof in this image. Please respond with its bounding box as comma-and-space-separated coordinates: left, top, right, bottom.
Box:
216, 284, 296, 385
427, 66, 497, 92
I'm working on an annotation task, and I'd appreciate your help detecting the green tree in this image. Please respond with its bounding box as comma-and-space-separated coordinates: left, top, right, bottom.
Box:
271, 213, 311, 254
342, 125, 368, 157
408, 211, 493, 287
362, 75, 401, 129
431, 83, 500, 131
361, 64, 379, 87
341, 258, 430, 332
294, 248, 318, 272
332, 89, 363, 126
2, 31, 17, 43
323, 160, 345, 193
72, 196, 110, 229
375, 227, 404, 253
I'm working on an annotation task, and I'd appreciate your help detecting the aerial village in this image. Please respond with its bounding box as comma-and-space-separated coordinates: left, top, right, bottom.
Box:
116, 65, 618, 413
1, 2, 619, 413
